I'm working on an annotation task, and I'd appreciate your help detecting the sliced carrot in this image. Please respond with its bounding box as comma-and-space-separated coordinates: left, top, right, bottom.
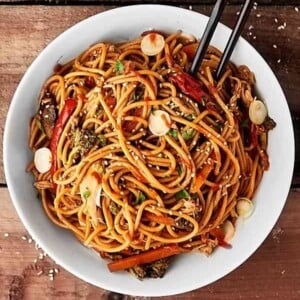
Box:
107, 244, 183, 272
190, 164, 213, 193
143, 211, 175, 226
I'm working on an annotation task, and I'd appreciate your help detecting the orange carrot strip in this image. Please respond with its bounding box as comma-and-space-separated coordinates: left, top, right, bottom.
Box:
143, 211, 175, 226
108, 244, 182, 272
190, 164, 213, 193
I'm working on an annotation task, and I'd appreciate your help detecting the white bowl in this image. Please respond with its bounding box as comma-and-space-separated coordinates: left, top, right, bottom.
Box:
3, 5, 295, 297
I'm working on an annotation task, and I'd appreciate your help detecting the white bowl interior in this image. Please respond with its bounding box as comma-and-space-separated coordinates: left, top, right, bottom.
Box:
3, 5, 294, 297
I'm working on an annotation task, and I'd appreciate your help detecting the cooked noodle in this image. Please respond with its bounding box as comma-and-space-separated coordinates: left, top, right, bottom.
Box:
28, 31, 275, 278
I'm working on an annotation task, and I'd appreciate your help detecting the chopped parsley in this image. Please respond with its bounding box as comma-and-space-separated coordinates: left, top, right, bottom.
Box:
115, 59, 124, 74
175, 189, 190, 200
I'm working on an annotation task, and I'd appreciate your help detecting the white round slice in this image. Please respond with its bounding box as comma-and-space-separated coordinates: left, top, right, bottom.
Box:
236, 197, 254, 219
34, 147, 52, 173
141, 33, 165, 56
148, 110, 171, 136
249, 100, 267, 125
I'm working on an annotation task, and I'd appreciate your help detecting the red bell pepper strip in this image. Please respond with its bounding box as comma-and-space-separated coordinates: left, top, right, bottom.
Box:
50, 98, 77, 177
169, 70, 209, 104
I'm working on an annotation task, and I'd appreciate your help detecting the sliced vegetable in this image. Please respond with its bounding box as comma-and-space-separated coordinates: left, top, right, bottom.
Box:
50, 98, 77, 177
175, 189, 190, 200
182, 43, 198, 60
249, 100, 267, 125
168, 128, 178, 139
108, 244, 183, 272
221, 220, 235, 242
209, 227, 232, 249
190, 164, 213, 193
169, 70, 209, 103
115, 59, 124, 74
80, 172, 102, 227
148, 110, 171, 136
141, 33, 165, 56
143, 211, 175, 226
34, 147, 52, 174
98, 134, 107, 147
134, 191, 146, 205
182, 128, 195, 141
236, 197, 254, 218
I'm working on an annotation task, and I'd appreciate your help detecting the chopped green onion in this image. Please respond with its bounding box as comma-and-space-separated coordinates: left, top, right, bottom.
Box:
115, 59, 124, 74
182, 128, 195, 140
185, 114, 194, 121
168, 129, 178, 139
135, 191, 146, 205
175, 189, 190, 200
82, 189, 91, 201
177, 164, 183, 175
98, 134, 107, 147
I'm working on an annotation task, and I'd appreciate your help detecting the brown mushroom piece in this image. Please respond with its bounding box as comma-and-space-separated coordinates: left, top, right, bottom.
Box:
39, 97, 57, 139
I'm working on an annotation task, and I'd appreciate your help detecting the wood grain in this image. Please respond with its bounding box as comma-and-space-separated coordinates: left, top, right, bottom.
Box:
1, 5, 300, 184
1, 1, 300, 5
1, 187, 299, 299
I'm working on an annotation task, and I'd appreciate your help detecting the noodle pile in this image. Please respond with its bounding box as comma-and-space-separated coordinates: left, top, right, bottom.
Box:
28, 31, 275, 278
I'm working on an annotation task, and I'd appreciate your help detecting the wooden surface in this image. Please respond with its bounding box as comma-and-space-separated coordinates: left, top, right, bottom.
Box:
0, 3, 300, 300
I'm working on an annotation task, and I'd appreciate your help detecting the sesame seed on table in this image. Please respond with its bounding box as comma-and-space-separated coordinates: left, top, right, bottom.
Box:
0, 1, 300, 299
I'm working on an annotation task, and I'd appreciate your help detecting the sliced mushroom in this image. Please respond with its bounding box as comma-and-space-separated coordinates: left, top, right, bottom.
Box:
39, 97, 57, 138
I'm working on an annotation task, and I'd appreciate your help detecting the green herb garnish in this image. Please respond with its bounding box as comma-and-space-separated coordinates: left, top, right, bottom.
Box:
135, 191, 147, 205
175, 189, 190, 200
177, 164, 183, 175
185, 114, 194, 121
168, 129, 178, 139
182, 128, 195, 141
82, 189, 91, 201
98, 134, 107, 147
115, 59, 124, 74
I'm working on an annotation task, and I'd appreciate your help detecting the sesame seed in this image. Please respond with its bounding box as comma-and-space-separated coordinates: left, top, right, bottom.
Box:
4, 233, 9, 237
277, 59, 281, 63
49, 269, 54, 274
21, 236, 27, 241
295, 7, 299, 12
37, 270, 43, 276
34, 259, 38, 263
273, 44, 278, 49
274, 18, 278, 23
54, 268, 59, 273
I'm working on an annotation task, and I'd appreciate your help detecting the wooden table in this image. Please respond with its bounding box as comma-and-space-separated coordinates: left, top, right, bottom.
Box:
1, 1, 299, 299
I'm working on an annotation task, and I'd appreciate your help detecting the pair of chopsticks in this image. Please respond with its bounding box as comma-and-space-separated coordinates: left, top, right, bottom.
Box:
190, 0, 254, 80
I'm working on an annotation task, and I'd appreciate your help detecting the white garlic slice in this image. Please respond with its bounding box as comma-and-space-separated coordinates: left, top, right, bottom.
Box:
236, 197, 254, 219
148, 110, 171, 136
141, 33, 165, 56
34, 147, 52, 174
249, 100, 267, 125
221, 220, 235, 242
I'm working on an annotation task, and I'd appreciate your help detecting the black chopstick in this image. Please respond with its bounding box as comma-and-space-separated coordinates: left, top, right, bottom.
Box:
189, 0, 254, 80
189, 0, 227, 76
215, 0, 254, 80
